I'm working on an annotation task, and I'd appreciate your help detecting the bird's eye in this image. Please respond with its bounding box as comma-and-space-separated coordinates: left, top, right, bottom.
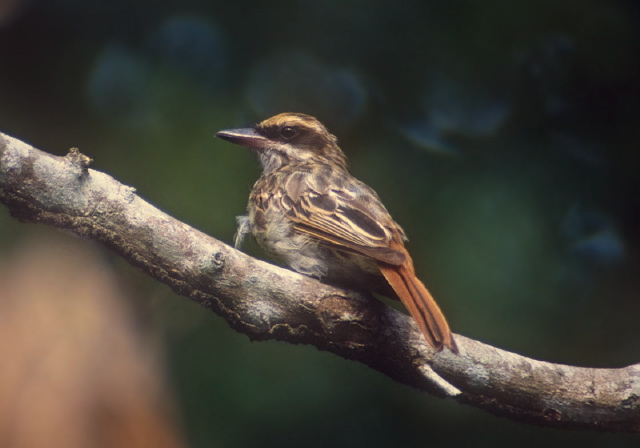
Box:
280, 126, 298, 139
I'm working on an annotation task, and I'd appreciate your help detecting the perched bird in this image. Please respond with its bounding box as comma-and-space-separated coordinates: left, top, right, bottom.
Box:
217, 113, 457, 352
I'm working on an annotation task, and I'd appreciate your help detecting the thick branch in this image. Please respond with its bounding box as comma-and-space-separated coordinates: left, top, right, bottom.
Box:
0, 132, 638, 431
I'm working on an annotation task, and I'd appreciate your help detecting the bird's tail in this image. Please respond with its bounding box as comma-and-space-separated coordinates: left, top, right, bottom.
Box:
379, 263, 458, 353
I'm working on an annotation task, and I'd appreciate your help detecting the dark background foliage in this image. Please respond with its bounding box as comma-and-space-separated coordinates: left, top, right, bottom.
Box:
1, 0, 639, 446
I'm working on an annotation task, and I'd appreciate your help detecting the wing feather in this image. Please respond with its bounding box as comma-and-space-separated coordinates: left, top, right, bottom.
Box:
276, 171, 407, 265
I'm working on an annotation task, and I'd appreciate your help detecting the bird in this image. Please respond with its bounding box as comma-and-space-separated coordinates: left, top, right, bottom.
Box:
216, 112, 457, 353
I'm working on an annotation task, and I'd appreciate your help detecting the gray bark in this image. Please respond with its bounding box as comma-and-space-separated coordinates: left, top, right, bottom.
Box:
0, 132, 638, 431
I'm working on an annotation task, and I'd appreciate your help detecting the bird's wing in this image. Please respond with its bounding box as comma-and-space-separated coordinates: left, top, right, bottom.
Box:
276, 170, 407, 266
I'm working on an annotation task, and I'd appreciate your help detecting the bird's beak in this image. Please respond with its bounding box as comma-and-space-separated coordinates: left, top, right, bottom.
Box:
216, 128, 269, 149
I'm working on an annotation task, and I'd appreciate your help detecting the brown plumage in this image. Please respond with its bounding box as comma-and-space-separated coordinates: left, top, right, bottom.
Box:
217, 112, 457, 352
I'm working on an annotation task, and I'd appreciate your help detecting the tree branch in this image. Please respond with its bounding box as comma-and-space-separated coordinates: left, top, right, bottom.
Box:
0, 132, 638, 432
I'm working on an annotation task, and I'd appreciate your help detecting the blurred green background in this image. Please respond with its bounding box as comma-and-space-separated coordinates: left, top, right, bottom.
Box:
1, 0, 639, 446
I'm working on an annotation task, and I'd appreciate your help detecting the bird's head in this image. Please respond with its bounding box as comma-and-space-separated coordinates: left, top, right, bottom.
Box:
216, 113, 348, 173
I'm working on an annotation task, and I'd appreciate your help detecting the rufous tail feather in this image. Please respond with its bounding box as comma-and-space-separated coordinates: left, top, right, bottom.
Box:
379, 263, 458, 353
